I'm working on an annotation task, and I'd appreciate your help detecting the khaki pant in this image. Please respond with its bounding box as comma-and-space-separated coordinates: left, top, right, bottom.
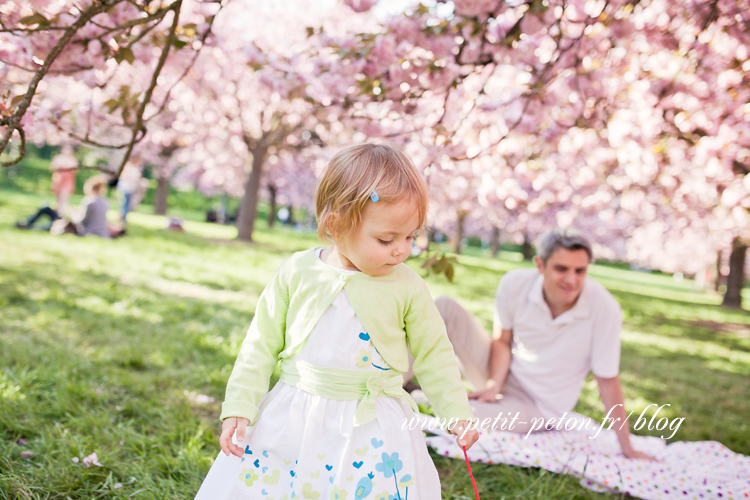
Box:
406, 296, 546, 434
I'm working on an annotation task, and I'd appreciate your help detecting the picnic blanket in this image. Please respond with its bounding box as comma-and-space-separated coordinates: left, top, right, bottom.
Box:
424, 414, 750, 499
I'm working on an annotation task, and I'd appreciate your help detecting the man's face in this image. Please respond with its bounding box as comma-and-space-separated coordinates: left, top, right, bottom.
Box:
535, 248, 590, 308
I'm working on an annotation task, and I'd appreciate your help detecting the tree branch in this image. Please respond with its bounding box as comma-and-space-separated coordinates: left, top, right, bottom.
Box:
113, 0, 183, 179
53, 121, 147, 149
0, 126, 25, 167
145, 7, 221, 120
0, 0, 121, 166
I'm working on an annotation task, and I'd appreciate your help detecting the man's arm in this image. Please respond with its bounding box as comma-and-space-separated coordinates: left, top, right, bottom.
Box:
468, 326, 512, 402
596, 375, 656, 460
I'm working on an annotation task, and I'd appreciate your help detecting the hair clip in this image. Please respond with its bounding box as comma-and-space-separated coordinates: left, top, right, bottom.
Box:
370, 190, 379, 202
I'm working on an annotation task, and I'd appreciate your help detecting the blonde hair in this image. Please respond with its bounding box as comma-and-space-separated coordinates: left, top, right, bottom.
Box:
84, 175, 108, 196
315, 143, 429, 242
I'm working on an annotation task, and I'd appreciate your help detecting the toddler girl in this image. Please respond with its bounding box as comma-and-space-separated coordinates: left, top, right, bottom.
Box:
196, 143, 478, 500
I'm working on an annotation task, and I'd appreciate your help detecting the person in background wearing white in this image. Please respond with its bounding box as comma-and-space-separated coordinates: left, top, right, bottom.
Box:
117, 157, 143, 223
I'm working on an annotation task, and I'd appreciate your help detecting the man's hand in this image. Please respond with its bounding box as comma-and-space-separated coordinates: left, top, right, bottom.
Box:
622, 447, 658, 461
220, 417, 250, 457
468, 387, 501, 402
596, 376, 659, 462
468, 380, 501, 403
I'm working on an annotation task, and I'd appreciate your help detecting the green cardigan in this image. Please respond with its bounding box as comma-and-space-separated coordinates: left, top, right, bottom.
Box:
220, 247, 474, 425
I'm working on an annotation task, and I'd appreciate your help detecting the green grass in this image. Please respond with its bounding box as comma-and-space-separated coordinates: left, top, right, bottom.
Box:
1, 186, 749, 500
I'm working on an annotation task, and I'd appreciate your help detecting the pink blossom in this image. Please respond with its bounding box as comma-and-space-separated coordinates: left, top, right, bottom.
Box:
343, 0, 377, 13
82, 453, 103, 468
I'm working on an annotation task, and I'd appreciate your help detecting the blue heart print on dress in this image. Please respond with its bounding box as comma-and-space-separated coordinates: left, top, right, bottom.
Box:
353, 461, 363, 469
254, 459, 260, 468
325, 465, 333, 471
358, 332, 370, 341
262, 450, 269, 457
371, 438, 384, 448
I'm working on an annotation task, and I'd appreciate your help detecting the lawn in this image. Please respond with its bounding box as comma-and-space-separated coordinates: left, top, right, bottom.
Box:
1, 184, 749, 500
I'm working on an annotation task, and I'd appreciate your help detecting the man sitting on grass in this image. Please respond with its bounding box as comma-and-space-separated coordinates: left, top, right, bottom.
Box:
405, 227, 653, 460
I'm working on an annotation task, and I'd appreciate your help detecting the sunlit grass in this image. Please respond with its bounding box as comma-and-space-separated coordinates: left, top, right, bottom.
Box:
1, 187, 749, 500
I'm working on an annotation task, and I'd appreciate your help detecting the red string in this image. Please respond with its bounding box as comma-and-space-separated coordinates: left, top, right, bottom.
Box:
462, 445, 481, 500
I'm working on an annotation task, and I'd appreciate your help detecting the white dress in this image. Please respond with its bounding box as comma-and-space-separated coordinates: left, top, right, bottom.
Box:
196, 259, 441, 500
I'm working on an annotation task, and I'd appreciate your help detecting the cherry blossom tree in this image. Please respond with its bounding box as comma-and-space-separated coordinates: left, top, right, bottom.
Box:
171, 13, 328, 240
4, 0, 749, 307
1, 0, 223, 176
166, 0, 384, 241
328, 0, 749, 304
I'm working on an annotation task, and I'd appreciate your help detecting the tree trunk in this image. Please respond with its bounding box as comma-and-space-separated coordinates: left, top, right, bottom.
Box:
490, 226, 501, 258
722, 238, 746, 308
451, 210, 466, 254
267, 184, 277, 229
154, 176, 169, 215
714, 250, 722, 292
286, 204, 295, 226
521, 234, 534, 261
237, 145, 267, 242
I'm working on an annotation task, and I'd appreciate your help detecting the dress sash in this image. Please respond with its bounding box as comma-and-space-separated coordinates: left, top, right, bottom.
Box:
279, 359, 419, 426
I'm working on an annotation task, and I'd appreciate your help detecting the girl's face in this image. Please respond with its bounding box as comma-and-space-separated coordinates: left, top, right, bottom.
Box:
333, 197, 420, 276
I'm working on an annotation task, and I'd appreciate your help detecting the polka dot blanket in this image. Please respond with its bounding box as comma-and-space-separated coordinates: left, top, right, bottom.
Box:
424, 414, 750, 499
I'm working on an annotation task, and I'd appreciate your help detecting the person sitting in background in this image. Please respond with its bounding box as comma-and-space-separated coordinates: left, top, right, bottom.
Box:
73, 175, 113, 237
18, 175, 124, 238
15, 205, 60, 230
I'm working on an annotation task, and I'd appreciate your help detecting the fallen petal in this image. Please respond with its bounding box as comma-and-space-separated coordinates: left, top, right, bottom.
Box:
82, 452, 103, 467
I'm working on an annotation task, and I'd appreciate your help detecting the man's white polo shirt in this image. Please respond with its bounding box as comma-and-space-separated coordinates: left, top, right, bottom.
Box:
495, 268, 622, 419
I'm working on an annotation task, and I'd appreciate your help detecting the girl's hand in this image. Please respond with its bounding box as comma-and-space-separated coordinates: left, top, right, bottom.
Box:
220, 417, 250, 457
449, 420, 480, 450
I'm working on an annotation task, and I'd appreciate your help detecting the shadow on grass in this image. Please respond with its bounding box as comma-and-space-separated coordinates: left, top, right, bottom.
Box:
0, 257, 253, 496
613, 286, 750, 322
572, 338, 750, 455
0, 262, 249, 421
